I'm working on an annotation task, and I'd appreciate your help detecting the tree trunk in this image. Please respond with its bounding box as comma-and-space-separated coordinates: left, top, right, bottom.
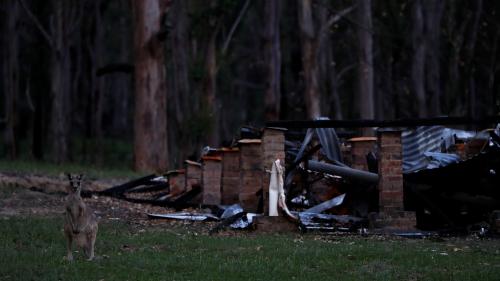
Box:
444, 1, 468, 115
263, 0, 281, 121
328, 45, 342, 120
298, 0, 321, 119
19, 0, 83, 163
132, 0, 169, 172
203, 7, 220, 146
465, 0, 483, 119
49, 1, 71, 163
316, 2, 331, 118
170, 0, 192, 161
171, 0, 190, 125
423, 0, 444, 117
90, 0, 105, 165
3, 0, 19, 159
411, 0, 427, 117
488, 29, 500, 115
111, 0, 132, 137
356, 0, 375, 120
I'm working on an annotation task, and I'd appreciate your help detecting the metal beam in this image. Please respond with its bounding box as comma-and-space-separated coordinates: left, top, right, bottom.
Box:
266, 116, 500, 129
307, 160, 379, 184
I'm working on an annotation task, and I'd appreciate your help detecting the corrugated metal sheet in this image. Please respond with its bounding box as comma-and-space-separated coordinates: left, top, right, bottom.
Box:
402, 126, 446, 173
293, 117, 344, 166
402, 126, 476, 173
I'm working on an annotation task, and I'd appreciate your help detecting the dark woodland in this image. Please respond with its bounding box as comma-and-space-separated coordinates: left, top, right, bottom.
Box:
1, 0, 499, 172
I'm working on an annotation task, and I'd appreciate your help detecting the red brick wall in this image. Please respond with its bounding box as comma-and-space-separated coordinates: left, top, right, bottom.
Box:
202, 157, 222, 205
348, 137, 376, 171
239, 140, 262, 212
378, 131, 403, 211
221, 149, 240, 204
377, 130, 416, 230
168, 171, 186, 196
185, 161, 202, 191
184, 161, 202, 204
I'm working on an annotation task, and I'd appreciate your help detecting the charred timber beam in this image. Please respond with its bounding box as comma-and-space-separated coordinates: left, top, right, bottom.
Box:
266, 116, 500, 129
100, 174, 156, 196
306, 160, 379, 184
127, 183, 169, 194
170, 185, 202, 210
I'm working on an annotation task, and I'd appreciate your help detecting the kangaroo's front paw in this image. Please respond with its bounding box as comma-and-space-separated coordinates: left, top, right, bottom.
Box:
64, 254, 74, 262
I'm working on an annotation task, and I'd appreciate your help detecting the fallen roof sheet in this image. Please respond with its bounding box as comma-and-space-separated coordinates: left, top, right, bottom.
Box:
402, 126, 478, 173
304, 193, 346, 214
147, 212, 220, 221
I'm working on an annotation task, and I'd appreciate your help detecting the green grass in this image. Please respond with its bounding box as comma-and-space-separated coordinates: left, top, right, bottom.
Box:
1, 217, 500, 281
0, 137, 145, 179
0, 159, 145, 179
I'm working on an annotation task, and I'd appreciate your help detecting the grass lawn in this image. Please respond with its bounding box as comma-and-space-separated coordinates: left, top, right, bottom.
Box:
1, 217, 499, 281
0, 159, 145, 179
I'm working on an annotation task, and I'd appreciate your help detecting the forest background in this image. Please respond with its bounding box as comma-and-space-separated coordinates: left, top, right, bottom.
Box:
1, 0, 498, 172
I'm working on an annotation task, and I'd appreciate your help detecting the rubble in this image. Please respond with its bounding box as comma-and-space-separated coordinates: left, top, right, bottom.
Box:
304, 193, 345, 214
298, 212, 365, 232
86, 121, 500, 237
148, 212, 220, 221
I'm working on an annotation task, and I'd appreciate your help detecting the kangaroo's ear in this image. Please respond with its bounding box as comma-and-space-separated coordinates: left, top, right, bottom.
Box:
65, 173, 74, 194
67, 173, 75, 186
75, 182, 82, 197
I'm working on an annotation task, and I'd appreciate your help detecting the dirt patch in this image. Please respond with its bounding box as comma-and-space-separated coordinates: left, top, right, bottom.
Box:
0, 183, 221, 234
2, 183, 498, 243
0, 172, 121, 193
0, 185, 64, 217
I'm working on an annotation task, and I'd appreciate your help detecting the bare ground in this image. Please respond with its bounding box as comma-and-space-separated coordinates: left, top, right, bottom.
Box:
2, 173, 499, 242
0, 174, 221, 234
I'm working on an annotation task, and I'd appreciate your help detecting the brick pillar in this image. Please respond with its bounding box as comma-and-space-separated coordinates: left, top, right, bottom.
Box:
261, 128, 286, 215
185, 160, 202, 204
167, 170, 186, 196
348, 137, 377, 171
377, 129, 416, 230
221, 148, 240, 204
239, 139, 262, 212
202, 156, 222, 205
185, 160, 202, 190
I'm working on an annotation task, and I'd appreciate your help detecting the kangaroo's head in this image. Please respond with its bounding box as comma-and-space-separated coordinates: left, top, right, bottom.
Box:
65, 174, 87, 233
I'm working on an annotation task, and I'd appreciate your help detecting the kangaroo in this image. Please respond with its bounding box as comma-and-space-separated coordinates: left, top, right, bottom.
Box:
64, 174, 98, 261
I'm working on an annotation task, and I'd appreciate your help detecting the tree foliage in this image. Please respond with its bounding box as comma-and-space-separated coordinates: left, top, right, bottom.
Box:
1, 0, 499, 170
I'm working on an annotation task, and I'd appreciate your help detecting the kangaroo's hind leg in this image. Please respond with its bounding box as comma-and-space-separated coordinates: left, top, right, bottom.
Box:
64, 226, 74, 261
86, 225, 98, 261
